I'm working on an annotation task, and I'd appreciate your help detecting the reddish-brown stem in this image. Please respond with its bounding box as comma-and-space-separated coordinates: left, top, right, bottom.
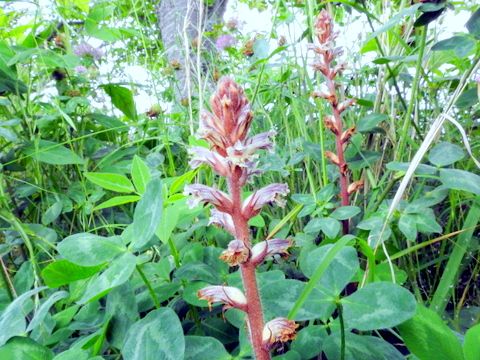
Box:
228, 176, 270, 360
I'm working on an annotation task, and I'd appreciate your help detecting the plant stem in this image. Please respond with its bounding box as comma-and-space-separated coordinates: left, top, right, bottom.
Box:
337, 301, 346, 360
136, 264, 160, 309
228, 176, 270, 360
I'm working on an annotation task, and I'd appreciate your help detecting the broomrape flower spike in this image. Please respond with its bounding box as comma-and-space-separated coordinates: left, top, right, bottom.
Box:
186, 77, 293, 359
311, 9, 363, 234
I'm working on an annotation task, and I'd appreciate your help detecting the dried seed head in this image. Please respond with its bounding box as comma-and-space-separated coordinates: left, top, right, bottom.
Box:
198, 285, 247, 312
262, 317, 299, 349
219, 239, 250, 266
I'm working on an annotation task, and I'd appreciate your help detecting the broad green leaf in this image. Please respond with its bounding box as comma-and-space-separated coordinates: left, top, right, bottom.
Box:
156, 201, 184, 243
85, 172, 135, 193
42, 260, 103, 287
432, 35, 476, 58
57, 233, 126, 266
0, 337, 53, 360
102, 84, 137, 120
464, 323, 480, 360
0, 287, 46, 346
184, 336, 231, 360
357, 113, 388, 133
440, 169, 480, 195
330, 206, 361, 220
323, 333, 404, 360
398, 305, 464, 360
24, 140, 84, 165
13, 261, 34, 294
342, 282, 416, 331
131, 156, 151, 194
304, 217, 341, 238
53, 348, 89, 360
79, 252, 137, 304
398, 214, 417, 241
41, 201, 63, 225
122, 308, 185, 360
93, 195, 140, 211
414, 212, 442, 234
26, 291, 69, 332
291, 325, 327, 359
366, 4, 421, 41
131, 178, 163, 249
106, 283, 139, 349
428, 142, 464, 167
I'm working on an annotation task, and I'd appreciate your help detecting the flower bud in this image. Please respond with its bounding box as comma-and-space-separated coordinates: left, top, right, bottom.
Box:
198, 285, 247, 312
251, 239, 293, 266
242, 183, 289, 219
262, 317, 299, 349
220, 239, 250, 266
347, 179, 364, 195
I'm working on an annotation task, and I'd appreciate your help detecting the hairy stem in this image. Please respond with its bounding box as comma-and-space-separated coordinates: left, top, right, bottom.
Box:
228, 177, 270, 360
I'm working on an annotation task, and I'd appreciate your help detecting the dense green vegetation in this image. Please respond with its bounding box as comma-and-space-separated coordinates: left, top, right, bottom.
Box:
0, 0, 479, 359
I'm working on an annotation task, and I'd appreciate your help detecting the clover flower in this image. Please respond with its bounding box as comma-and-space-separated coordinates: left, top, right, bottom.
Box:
215, 34, 236, 51
73, 43, 104, 61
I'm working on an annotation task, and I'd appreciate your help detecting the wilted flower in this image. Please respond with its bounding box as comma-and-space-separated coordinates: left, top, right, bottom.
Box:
209, 208, 236, 236
251, 239, 293, 266
220, 239, 249, 266
73, 43, 104, 61
216, 34, 236, 51
242, 183, 289, 219
183, 184, 233, 213
198, 285, 247, 311
262, 317, 299, 349
347, 179, 364, 195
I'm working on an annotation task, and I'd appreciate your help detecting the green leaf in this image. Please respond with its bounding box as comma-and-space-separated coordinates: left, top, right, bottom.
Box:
57, 233, 126, 266
291, 325, 327, 359
330, 206, 361, 220
184, 336, 231, 360
428, 142, 465, 167
42, 260, 103, 287
85, 172, 135, 193
357, 113, 388, 133
131, 156, 151, 194
440, 169, 480, 195
432, 35, 476, 58
0, 287, 46, 346
466, 8, 480, 39
26, 291, 69, 332
131, 178, 163, 249
41, 201, 63, 225
79, 252, 137, 304
367, 4, 421, 41
398, 214, 417, 241
342, 282, 416, 331
0, 337, 53, 360
102, 84, 137, 120
398, 305, 464, 360
93, 195, 140, 211
304, 217, 341, 238
464, 323, 480, 360
414, 212, 442, 234
24, 140, 84, 165
323, 333, 404, 360
53, 348, 89, 360
122, 308, 185, 360
156, 201, 184, 243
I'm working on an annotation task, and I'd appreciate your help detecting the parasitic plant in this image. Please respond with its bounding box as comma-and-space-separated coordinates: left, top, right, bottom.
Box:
184, 77, 297, 359
311, 10, 363, 234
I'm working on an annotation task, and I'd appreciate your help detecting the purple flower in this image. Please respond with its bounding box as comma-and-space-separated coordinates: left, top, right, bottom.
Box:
473, 73, 480, 83
216, 34, 236, 51
209, 209, 235, 236
251, 239, 293, 266
198, 285, 247, 311
183, 184, 233, 213
188, 146, 231, 177
242, 183, 289, 219
73, 43, 104, 61
74, 65, 88, 74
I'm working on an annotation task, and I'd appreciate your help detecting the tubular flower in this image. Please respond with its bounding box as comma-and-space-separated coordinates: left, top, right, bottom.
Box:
188, 146, 231, 177
220, 239, 250, 266
262, 317, 299, 349
209, 209, 236, 236
242, 183, 289, 219
183, 184, 233, 213
198, 285, 247, 312
251, 239, 293, 266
